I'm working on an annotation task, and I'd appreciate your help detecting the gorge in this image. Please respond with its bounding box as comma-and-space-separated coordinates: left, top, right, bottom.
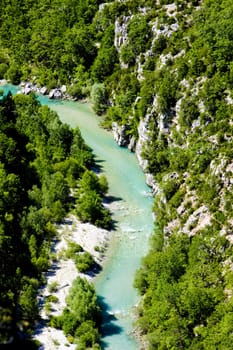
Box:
1, 1, 233, 349
2, 84, 154, 349
50, 100, 154, 349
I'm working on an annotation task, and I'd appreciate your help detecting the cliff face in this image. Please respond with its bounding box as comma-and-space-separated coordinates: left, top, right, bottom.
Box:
103, 1, 233, 347
104, 0, 232, 242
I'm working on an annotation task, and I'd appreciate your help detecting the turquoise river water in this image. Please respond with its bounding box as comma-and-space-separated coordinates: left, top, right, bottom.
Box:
3, 86, 154, 349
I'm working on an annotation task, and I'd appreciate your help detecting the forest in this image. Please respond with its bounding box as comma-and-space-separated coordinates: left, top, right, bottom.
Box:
0, 0, 233, 349
0, 91, 109, 348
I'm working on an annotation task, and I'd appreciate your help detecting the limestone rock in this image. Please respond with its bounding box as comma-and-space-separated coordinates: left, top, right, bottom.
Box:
128, 136, 136, 152
135, 114, 151, 171
21, 82, 36, 95
40, 86, 47, 95
49, 88, 62, 99
112, 121, 129, 146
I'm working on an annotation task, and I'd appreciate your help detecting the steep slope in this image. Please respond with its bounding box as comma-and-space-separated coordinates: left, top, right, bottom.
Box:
0, 0, 233, 348
108, 1, 233, 348
99, 1, 233, 348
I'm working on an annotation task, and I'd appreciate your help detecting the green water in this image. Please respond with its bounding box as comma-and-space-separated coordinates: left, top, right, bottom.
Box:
3, 87, 154, 349
50, 102, 154, 350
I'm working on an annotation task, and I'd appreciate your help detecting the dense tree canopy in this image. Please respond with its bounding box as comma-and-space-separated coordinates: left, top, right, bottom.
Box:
1, 0, 233, 348
51, 277, 101, 349
0, 92, 108, 345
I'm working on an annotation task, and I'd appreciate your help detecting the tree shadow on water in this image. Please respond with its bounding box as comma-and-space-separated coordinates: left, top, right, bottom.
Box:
97, 296, 123, 349
92, 158, 105, 174
104, 194, 122, 205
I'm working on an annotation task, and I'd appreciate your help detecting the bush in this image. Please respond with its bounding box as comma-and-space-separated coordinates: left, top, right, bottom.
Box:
171, 185, 185, 203
67, 83, 84, 99
57, 277, 101, 341
47, 295, 59, 303
120, 44, 136, 65
76, 190, 112, 229
66, 241, 83, 259
98, 174, 109, 195
163, 178, 180, 201
90, 83, 107, 115
75, 252, 95, 273
6, 63, 21, 84
50, 315, 63, 329
0, 63, 8, 78
75, 320, 100, 349
61, 308, 80, 336
127, 15, 152, 55
48, 281, 59, 293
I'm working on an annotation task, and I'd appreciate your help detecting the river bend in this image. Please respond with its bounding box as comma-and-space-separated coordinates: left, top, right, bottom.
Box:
3, 86, 154, 349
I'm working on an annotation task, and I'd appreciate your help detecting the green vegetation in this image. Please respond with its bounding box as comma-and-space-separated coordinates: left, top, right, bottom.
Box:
1, 0, 233, 349
0, 92, 108, 345
65, 241, 96, 273
132, 1, 233, 348
74, 170, 111, 229
51, 277, 101, 349
135, 229, 233, 349
75, 251, 96, 273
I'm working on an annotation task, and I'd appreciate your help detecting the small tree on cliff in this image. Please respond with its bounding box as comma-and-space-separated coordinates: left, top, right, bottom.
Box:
90, 83, 107, 115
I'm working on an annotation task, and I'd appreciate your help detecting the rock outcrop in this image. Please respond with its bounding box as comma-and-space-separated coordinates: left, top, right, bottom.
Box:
49, 88, 62, 99
19, 82, 65, 99
112, 121, 129, 146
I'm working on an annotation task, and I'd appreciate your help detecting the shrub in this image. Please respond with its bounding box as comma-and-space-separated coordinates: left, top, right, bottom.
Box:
76, 190, 112, 229
90, 83, 107, 115
75, 320, 100, 349
6, 63, 21, 84
75, 252, 95, 273
66, 241, 83, 259
0, 63, 8, 78
47, 295, 59, 303
48, 281, 59, 293
163, 178, 180, 201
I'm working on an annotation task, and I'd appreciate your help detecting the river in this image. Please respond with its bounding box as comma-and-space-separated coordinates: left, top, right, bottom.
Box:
3, 86, 154, 349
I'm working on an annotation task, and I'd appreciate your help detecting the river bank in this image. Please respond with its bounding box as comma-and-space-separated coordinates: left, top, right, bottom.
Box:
1, 85, 154, 349
38, 100, 154, 350
34, 215, 111, 350
48, 102, 154, 349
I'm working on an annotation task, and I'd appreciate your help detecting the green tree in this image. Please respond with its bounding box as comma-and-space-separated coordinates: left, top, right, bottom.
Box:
19, 279, 39, 321
90, 83, 107, 115
76, 190, 111, 229
75, 251, 95, 273
91, 47, 118, 82
75, 320, 100, 349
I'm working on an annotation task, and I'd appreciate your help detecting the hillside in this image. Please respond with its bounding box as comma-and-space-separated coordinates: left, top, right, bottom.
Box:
0, 0, 233, 349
